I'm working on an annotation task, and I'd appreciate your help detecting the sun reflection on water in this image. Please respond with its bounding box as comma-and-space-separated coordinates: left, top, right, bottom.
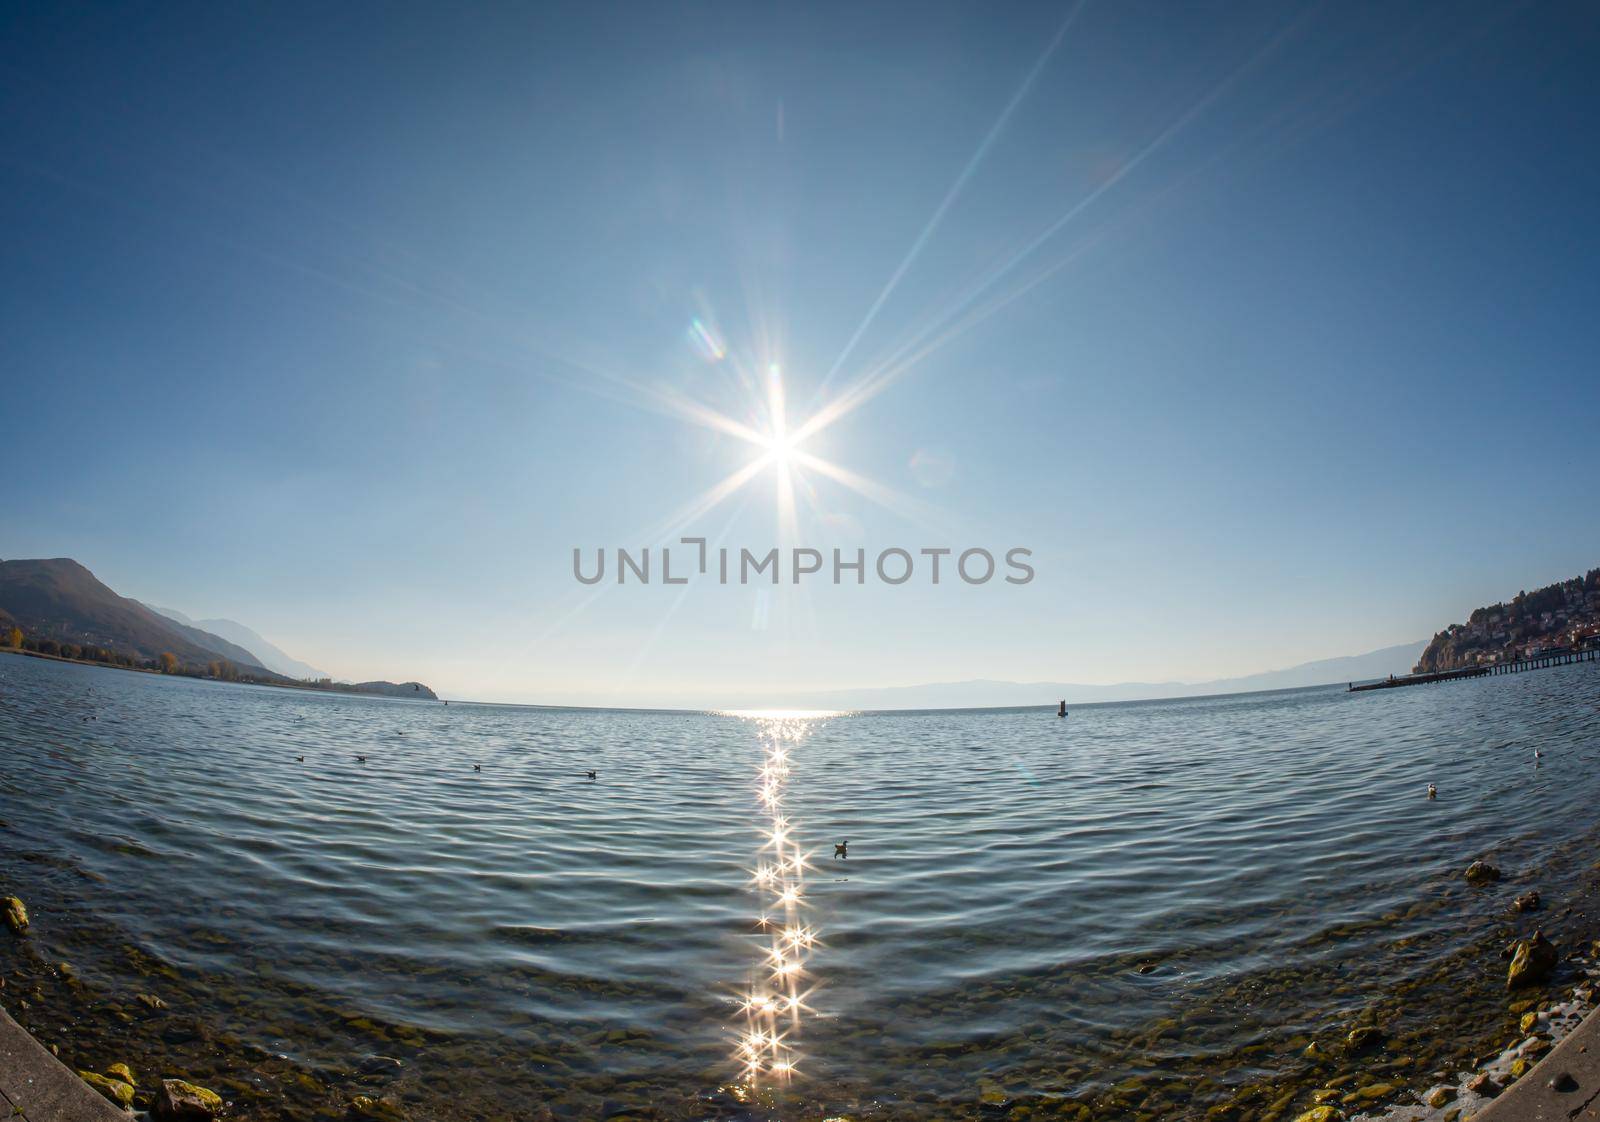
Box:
730, 713, 830, 1087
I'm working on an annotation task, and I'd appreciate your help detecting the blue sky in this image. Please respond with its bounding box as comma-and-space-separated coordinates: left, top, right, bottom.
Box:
3, 2, 1598, 706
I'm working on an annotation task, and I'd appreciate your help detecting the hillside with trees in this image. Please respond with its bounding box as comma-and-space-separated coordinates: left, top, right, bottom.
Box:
0, 557, 435, 700
1414, 568, 1600, 673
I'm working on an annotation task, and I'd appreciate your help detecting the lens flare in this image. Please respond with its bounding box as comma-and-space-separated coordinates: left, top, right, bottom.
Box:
688, 316, 727, 361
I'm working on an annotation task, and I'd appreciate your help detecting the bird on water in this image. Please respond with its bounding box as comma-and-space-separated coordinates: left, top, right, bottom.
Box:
586, 770, 597, 780
834, 841, 848, 859
355, 755, 367, 763
1427, 783, 1436, 799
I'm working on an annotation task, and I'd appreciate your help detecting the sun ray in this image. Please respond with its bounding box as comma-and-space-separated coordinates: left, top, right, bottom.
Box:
791, 450, 942, 528
814, 0, 1092, 399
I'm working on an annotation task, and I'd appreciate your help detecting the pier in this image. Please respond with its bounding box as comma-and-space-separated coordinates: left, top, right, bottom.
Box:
1349, 644, 1600, 692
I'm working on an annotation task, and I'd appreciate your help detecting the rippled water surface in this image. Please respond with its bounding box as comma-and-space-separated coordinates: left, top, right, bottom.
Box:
4, 652, 1600, 1120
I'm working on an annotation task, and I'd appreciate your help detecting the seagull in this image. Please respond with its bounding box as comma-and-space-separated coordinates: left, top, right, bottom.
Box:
834, 841, 848, 859
1427, 784, 1436, 800
586, 770, 597, 780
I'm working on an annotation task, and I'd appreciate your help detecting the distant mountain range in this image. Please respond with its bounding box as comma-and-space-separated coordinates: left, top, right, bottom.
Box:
146, 604, 327, 680
0, 557, 432, 700
766, 641, 1428, 711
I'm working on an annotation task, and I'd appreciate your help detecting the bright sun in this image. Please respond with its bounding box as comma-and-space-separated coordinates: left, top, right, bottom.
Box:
765, 429, 796, 467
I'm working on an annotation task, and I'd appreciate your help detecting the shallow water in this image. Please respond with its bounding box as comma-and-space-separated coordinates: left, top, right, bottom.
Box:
3, 652, 1600, 1120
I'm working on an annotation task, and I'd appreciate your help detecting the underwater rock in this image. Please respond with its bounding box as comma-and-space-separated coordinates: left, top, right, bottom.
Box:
1507, 930, 1558, 988
349, 1094, 409, 1120
1467, 1072, 1502, 1098
136, 992, 168, 1011
2, 895, 27, 934
1465, 861, 1502, 885
1512, 891, 1541, 913
1424, 1086, 1455, 1107
1344, 1025, 1385, 1053
1291, 1106, 1342, 1122
155, 1077, 224, 1121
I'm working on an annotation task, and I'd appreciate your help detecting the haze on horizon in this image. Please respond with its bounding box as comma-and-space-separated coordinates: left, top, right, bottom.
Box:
3, 2, 1597, 709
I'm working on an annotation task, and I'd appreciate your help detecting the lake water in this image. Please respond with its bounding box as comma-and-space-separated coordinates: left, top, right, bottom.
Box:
3, 652, 1600, 1120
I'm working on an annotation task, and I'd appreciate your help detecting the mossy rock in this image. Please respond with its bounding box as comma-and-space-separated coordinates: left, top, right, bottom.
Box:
348, 1095, 409, 1120
2, 895, 27, 934
1292, 1106, 1342, 1122
156, 1077, 224, 1120
1345, 1025, 1385, 1053
1507, 931, 1558, 988
79, 1071, 136, 1108
106, 1061, 136, 1086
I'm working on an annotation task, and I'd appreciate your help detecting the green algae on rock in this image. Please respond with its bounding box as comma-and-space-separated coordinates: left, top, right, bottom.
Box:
106, 1060, 137, 1085
80, 1069, 137, 1108
156, 1077, 224, 1121
3, 895, 27, 934
1508, 931, 1558, 988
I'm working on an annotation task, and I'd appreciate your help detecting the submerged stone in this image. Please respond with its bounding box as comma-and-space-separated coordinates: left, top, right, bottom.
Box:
349, 1094, 409, 1120
1424, 1086, 1455, 1107
1291, 1106, 1342, 1122
155, 1077, 224, 1121
1465, 861, 1502, 885
1345, 1025, 1385, 1053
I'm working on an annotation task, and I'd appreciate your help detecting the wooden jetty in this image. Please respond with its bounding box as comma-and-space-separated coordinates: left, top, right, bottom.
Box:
1349, 643, 1600, 692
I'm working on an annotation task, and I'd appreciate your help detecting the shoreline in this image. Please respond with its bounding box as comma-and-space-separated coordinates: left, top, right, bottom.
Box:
0, 1003, 128, 1121
0, 646, 436, 704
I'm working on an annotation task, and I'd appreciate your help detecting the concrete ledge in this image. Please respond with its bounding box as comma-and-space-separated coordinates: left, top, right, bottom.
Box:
1479, 1004, 1600, 1120
0, 1004, 128, 1120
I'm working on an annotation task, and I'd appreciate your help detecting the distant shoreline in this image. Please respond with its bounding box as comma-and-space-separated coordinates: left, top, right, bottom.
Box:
0, 646, 436, 703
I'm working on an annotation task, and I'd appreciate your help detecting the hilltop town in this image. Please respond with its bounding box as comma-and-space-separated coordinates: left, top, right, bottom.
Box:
1415, 568, 1600, 673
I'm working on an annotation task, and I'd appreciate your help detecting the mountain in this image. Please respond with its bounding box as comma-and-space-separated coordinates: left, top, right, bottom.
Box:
1, 556, 434, 699
0, 558, 278, 672
1415, 568, 1600, 672
147, 605, 327, 680
352, 681, 438, 699
765, 641, 1429, 711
